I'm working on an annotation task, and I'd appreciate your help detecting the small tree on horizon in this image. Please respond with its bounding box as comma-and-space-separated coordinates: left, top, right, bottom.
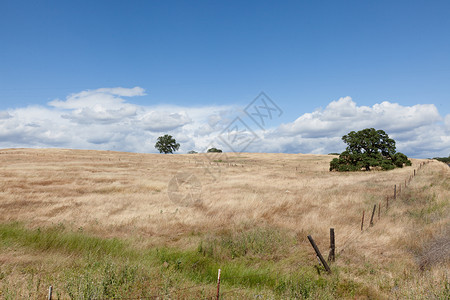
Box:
330, 128, 411, 171
155, 134, 180, 154
207, 147, 222, 153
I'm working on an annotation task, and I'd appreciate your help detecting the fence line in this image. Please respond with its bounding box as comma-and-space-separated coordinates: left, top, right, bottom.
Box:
44, 161, 430, 299
360, 161, 429, 232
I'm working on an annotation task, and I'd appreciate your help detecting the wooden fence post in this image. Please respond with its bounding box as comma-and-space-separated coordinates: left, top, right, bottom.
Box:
307, 235, 331, 273
378, 202, 381, 220
216, 269, 221, 300
386, 196, 389, 210
48, 286, 53, 300
394, 185, 396, 199
328, 228, 335, 262
414, 169, 416, 176
361, 210, 365, 231
370, 204, 376, 227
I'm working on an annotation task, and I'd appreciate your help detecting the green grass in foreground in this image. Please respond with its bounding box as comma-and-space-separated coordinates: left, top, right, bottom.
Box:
0, 222, 364, 299
0, 222, 128, 257
0, 218, 448, 299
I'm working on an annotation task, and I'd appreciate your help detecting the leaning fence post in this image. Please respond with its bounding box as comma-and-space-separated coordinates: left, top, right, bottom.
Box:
370, 204, 376, 227
307, 235, 331, 273
216, 269, 221, 300
361, 210, 365, 231
328, 228, 335, 262
48, 286, 53, 300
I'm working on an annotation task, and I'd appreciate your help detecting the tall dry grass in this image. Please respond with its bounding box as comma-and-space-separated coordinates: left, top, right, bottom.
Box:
0, 148, 448, 298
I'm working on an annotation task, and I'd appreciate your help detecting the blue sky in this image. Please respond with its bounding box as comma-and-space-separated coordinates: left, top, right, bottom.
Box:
0, 0, 449, 157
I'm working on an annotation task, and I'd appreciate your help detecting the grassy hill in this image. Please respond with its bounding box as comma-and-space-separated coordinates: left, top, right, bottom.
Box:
0, 149, 448, 299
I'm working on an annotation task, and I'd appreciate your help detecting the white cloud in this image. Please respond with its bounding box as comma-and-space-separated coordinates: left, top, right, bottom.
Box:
48, 86, 144, 109
270, 97, 447, 157
278, 97, 441, 138
445, 114, 450, 132
95, 87, 146, 97
62, 106, 137, 124
139, 111, 191, 132
0, 106, 72, 146
0, 89, 449, 158
0, 111, 12, 119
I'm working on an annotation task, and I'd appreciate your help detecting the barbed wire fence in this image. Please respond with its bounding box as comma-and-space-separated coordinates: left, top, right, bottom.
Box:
42, 161, 430, 299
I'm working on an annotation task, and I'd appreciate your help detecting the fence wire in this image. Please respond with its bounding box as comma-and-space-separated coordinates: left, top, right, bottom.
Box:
46, 162, 430, 300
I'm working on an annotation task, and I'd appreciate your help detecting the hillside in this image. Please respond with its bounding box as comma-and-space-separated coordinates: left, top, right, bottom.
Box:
0, 148, 448, 299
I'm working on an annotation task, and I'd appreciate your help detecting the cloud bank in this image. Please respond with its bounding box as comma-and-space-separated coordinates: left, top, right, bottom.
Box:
0, 88, 448, 158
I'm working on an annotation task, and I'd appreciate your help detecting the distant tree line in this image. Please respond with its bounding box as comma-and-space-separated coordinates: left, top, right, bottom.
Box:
154, 134, 224, 154
433, 155, 450, 164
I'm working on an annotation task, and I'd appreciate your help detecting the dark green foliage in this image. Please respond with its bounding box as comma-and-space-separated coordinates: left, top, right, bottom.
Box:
393, 152, 412, 168
187, 150, 198, 154
330, 128, 411, 172
380, 160, 396, 170
207, 147, 222, 153
433, 155, 450, 164
155, 134, 180, 154
342, 128, 396, 158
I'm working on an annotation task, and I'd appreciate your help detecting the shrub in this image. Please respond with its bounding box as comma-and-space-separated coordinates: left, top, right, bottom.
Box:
207, 148, 222, 153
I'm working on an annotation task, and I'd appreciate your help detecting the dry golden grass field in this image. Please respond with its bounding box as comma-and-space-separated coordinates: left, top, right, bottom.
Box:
0, 148, 448, 299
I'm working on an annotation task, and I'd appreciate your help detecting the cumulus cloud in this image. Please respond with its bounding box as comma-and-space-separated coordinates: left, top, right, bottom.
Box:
0, 89, 448, 158
445, 114, 450, 132
0, 111, 12, 119
139, 111, 191, 132
269, 97, 447, 157
0, 106, 72, 147
62, 106, 137, 124
48, 87, 144, 109
278, 97, 441, 138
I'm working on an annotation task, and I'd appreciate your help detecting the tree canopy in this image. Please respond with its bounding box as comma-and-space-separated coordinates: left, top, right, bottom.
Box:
155, 134, 180, 154
330, 128, 411, 171
433, 155, 450, 164
207, 147, 222, 153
